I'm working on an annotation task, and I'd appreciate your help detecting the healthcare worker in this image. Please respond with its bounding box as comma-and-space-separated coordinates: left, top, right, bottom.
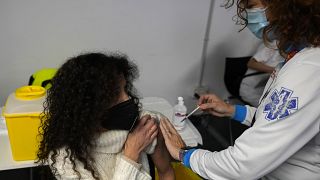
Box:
160, 0, 320, 179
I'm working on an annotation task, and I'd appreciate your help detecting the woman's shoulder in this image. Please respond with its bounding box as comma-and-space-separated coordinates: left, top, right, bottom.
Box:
48, 148, 94, 179
140, 110, 166, 122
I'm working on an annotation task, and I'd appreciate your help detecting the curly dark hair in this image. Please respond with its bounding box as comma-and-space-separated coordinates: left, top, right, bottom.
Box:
225, 0, 320, 53
263, 0, 320, 54
37, 52, 140, 179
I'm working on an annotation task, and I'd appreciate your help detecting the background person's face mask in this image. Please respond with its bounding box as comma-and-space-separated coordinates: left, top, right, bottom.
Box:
246, 8, 268, 39
101, 98, 140, 131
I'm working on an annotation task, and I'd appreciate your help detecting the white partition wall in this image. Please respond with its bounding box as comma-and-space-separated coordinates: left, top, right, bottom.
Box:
0, 0, 259, 109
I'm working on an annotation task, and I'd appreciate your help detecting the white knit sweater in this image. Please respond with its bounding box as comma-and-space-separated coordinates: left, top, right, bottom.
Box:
50, 111, 161, 180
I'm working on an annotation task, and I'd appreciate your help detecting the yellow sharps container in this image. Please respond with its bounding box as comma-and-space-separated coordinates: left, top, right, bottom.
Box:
3, 86, 46, 161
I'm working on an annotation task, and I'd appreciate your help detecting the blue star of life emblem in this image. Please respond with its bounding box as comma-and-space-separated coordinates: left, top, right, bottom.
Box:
263, 87, 298, 121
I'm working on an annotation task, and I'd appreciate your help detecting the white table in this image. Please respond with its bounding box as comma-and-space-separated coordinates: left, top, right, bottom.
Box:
0, 98, 203, 171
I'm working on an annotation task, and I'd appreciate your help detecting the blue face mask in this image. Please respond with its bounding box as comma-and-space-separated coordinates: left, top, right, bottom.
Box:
246, 8, 268, 39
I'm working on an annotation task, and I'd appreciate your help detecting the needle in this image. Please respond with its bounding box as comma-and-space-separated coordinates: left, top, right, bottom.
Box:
181, 106, 200, 122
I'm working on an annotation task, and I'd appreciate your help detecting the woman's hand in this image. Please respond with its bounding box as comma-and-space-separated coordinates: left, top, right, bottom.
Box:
159, 117, 186, 160
151, 128, 175, 180
124, 115, 158, 162
198, 94, 235, 118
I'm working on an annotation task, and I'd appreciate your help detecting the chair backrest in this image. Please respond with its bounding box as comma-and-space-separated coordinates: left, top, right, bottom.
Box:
28, 68, 57, 89
224, 56, 251, 97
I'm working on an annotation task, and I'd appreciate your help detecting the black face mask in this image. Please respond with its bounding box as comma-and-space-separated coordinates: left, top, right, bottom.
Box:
101, 98, 139, 131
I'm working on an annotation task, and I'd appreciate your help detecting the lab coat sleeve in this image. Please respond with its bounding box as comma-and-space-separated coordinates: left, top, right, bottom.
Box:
241, 105, 257, 126
189, 62, 320, 180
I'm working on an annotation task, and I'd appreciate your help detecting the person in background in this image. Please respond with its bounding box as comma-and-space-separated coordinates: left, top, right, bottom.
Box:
160, 0, 320, 179
239, 41, 282, 107
37, 52, 175, 180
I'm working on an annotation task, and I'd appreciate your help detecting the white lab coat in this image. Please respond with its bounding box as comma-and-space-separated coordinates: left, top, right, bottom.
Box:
189, 47, 320, 180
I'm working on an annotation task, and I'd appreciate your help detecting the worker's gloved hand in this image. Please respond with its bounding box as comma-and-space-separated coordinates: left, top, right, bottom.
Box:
198, 94, 235, 118
159, 117, 186, 160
